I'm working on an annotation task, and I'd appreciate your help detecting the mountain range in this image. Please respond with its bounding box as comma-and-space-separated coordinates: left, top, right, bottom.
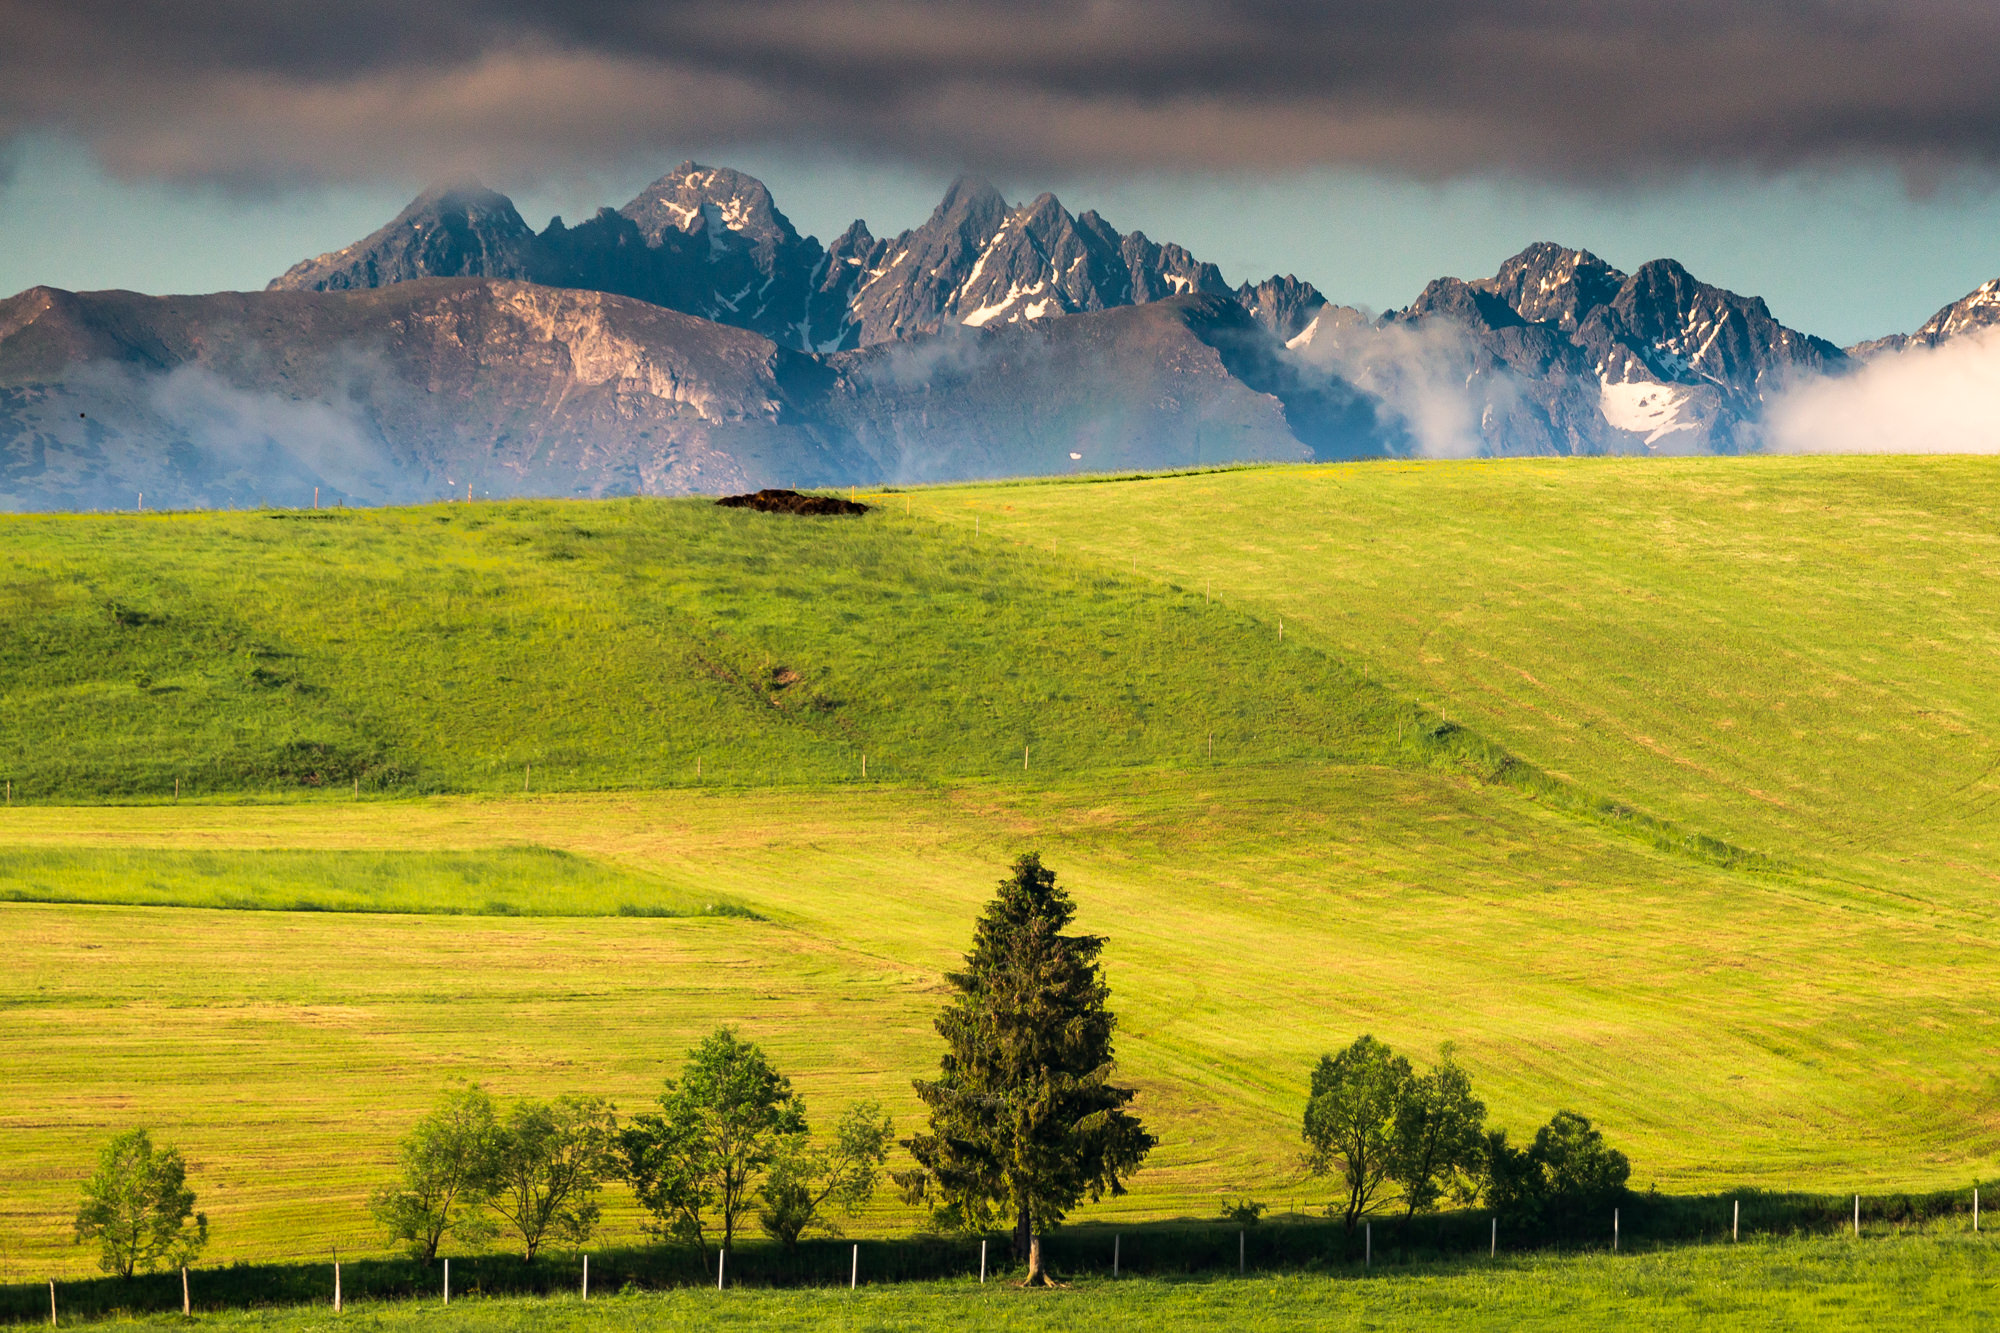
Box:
4, 162, 1996, 509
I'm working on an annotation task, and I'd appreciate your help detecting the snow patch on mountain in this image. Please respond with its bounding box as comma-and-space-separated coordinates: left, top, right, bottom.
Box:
1599, 378, 1699, 446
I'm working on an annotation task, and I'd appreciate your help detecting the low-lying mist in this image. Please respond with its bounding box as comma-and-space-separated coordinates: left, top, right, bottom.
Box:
1766, 328, 2000, 455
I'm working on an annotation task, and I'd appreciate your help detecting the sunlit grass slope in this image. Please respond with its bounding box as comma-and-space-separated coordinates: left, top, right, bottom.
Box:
916, 456, 2000, 904
5, 772, 1998, 1272
0, 499, 1425, 798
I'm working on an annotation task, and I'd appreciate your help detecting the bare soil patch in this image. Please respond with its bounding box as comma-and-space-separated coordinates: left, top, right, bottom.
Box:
716, 488, 870, 516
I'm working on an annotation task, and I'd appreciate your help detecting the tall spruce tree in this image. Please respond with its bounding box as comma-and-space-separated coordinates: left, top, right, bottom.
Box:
898, 854, 1155, 1286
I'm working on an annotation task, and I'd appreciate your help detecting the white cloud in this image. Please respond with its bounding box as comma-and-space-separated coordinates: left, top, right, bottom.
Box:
1765, 327, 2000, 454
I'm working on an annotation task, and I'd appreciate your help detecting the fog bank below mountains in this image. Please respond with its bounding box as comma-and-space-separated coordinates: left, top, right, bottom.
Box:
1766, 329, 2000, 455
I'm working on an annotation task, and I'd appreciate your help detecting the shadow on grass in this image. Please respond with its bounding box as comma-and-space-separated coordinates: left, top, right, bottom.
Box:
5, 1186, 1986, 1324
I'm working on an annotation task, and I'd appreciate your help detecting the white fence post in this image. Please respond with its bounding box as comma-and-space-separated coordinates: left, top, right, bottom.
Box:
443, 1258, 449, 1305
582, 1254, 588, 1301
1614, 1208, 1620, 1253
1114, 1234, 1120, 1277
979, 1239, 986, 1283
1490, 1217, 1496, 1257
851, 1243, 858, 1289
1365, 1222, 1371, 1269
718, 1248, 725, 1291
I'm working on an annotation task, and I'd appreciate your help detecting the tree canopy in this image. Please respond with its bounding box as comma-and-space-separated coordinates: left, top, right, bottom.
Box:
489, 1094, 619, 1262
73, 1129, 208, 1278
623, 1027, 806, 1252
1388, 1044, 1487, 1220
369, 1084, 502, 1264
758, 1100, 895, 1248
1303, 1035, 1412, 1230
899, 853, 1155, 1285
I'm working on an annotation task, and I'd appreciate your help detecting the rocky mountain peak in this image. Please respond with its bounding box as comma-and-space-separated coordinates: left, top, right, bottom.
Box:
619, 161, 801, 257
269, 180, 536, 293
929, 176, 1010, 232
1235, 275, 1328, 341
1912, 277, 2000, 347
1476, 242, 1625, 332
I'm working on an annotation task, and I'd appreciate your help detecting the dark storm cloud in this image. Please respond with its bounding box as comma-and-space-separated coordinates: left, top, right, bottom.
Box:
4, 0, 1998, 185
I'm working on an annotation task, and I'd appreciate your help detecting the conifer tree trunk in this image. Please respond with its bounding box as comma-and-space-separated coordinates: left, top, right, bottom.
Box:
1015, 1201, 1031, 1262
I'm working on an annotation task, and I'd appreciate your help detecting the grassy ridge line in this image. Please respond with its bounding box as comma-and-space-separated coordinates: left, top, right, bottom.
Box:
0, 846, 754, 917
908, 457, 2000, 907
9, 1234, 2000, 1330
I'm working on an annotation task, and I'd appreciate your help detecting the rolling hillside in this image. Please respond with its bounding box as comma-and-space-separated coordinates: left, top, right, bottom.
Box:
3, 456, 1998, 1276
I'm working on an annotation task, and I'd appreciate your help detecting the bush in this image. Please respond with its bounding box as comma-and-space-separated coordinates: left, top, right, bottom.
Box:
1486, 1110, 1630, 1233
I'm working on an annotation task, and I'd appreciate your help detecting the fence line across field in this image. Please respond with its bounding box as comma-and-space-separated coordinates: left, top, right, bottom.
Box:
36, 1188, 1997, 1320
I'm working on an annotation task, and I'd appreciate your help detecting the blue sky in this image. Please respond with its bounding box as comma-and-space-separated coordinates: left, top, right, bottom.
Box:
4, 134, 1995, 347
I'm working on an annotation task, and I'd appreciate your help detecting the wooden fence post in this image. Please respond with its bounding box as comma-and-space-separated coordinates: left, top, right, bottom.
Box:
1365, 1222, 1371, 1269
1114, 1234, 1120, 1277
183, 1267, 189, 1315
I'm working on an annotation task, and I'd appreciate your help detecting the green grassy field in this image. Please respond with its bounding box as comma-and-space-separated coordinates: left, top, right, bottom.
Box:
928, 457, 2000, 907
23, 1235, 2000, 1331
4, 458, 2000, 1294
0, 498, 1429, 797
0, 846, 750, 916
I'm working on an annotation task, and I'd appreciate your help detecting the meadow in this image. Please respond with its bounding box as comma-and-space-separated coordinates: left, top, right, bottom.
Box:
0, 846, 749, 916
4, 458, 1999, 1315
15, 1234, 2000, 1331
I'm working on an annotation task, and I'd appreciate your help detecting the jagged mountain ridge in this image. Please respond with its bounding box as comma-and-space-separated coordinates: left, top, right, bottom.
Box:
272, 164, 1316, 355
1851, 277, 2000, 357
1289, 242, 1847, 453
8, 160, 1968, 502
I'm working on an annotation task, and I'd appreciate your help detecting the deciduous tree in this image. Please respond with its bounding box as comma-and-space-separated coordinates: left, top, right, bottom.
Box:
1483, 1110, 1632, 1231
899, 853, 1155, 1286
370, 1084, 500, 1263
757, 1101, 894, 1248
623, 1028, 804, 1252
1303, 1035, 1412, 1230
490, 1095, 619, 1262
1387, 1044, 1487, 1221
73, 1129, 208, 1278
